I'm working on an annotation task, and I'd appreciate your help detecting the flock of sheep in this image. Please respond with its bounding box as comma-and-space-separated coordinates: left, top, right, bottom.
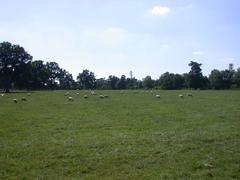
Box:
64, 91, 109, 101
0, 91, 193, 103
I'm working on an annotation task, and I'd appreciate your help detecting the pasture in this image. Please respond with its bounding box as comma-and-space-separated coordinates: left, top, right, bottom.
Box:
0, 90, 240, 179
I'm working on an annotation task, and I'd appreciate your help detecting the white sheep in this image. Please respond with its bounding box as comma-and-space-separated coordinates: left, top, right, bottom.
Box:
68, 96, 74, 101
13, 99, 18, 103
156, 94, 160, 98
91, 91, 97, 95
99, 95, 104, 99
179, 94, 184, 98
84, 95, 88, 99
1, 93, 4, 97
76, 92, 79, 95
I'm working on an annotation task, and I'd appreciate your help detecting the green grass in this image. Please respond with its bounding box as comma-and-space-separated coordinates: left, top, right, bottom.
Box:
0, 90, 240, 179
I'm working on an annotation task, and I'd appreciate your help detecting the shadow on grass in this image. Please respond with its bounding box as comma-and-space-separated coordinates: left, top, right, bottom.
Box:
0, 90, 34, 94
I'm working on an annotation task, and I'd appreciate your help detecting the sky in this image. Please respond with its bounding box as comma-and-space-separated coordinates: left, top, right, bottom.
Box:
0, 0, 240, 79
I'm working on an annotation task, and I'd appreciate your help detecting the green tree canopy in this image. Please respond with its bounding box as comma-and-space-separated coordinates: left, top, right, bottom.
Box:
0, 42, 32, 92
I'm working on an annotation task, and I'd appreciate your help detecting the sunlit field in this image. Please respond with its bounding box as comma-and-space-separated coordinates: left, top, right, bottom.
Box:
0, 90, 240, 179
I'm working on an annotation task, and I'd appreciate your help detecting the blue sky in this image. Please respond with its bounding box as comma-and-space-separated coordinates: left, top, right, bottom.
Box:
1, 0, 240, 79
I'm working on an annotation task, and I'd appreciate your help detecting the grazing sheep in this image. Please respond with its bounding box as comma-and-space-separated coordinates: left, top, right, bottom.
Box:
179, 94, 184, 98
91, 91, 97, 95
76, 92, 79, 95
156, 94, 160, 98
99, 95, 104, 99
1, 93, 4, 97
13, 99, 18, 103
187, 93, 193, 97
21, 97, 27, 101
68, 97, 74, 101
84, 95, 88, 99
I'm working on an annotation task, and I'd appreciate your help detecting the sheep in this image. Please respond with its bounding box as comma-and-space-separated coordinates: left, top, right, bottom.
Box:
156, 94, 160, 98
99, 95, 104, 99
91, 91, 97, 95
84, 95, 88, 99
27, 93, 31, 96
187, 93, 193, 97
76, 92, 79, 95
104, 94, 109, 98
21, 97, 27, 101
68, 96, 74, 101
179, 94, 184, 98
13, 99, 18, 103
1, 93, 4, 97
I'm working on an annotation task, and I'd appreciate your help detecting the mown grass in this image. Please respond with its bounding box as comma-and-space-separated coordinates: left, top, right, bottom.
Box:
0, 90, 240, 179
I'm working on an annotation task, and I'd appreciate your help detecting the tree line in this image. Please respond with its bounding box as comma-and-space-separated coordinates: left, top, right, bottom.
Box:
1, 41, 240, 92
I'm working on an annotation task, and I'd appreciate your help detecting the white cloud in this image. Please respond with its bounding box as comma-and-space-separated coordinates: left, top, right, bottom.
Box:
192, 51, 204, 55
151, 6, 171, 16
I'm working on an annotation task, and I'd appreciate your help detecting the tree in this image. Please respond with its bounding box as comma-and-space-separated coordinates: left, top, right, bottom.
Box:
29, 60, 49, 89
0, 42, 32, 92
116, 75, 127, 89
209, 68, 234, 89
209, 69, 223, 89
13, 60, 32, 90
159, 72, 173, 89
187, 61, 204, 89
126, 77, 138, 89
159, 72, 185, 89
96, 78, 108, 89
233, 68, 240, 87
142, 76, 154, 89
221, 69, 234, 89
107, 75, 119, 89
59, 69, 75, 89
77, 70, 96, 89
46, 62, 61, 89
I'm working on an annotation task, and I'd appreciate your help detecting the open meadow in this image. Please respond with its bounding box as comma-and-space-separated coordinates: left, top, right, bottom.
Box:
0, 90, 240, 179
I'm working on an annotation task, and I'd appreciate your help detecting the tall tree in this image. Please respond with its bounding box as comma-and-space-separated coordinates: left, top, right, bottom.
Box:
233, 68, 240, 87
0, 42, 32, 92
142, 76, 154, 89
46, 62, 61, 89
187, 61, 204, 89
126, 77, 138, 89
107, 75, 119, 89
209, 69, 223, 89
59, 69, 75, 89
159, 72, 185, 89
30, 60, 50, 89
77, 70, 96, 89
116, 75, 127, 89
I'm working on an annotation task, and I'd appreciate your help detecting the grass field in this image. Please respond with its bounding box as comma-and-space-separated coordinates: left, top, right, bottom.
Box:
0, 90, 240, 179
